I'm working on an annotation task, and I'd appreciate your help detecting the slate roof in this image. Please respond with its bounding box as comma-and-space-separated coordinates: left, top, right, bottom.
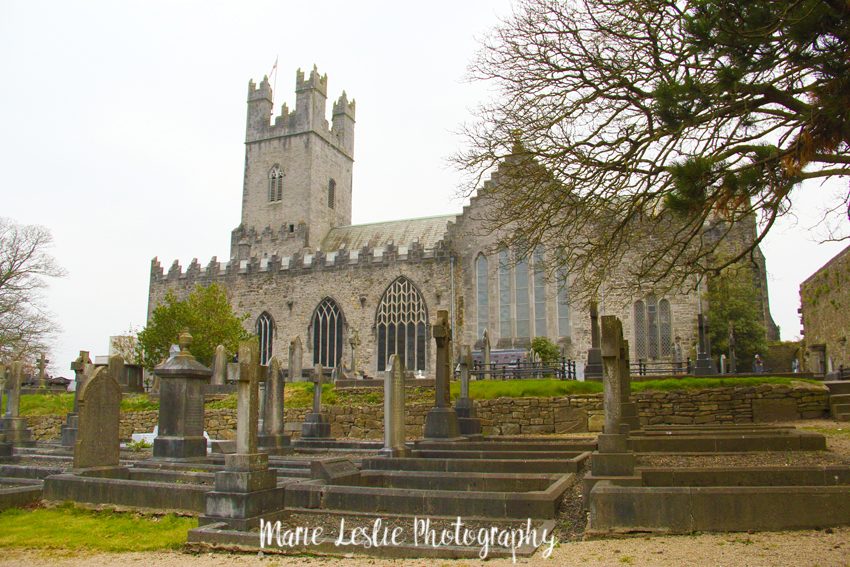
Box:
320, 214, 456, 252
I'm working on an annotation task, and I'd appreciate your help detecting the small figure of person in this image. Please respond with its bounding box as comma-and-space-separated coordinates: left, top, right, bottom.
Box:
791, 358, 800, 373
753, 354, 765, 374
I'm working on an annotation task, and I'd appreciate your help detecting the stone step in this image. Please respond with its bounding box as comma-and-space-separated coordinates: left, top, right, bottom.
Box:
831, 403, 850, 416
825, 381, 850, 396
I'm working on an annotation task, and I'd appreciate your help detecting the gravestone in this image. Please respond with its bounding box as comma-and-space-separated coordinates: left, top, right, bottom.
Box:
349, 329, 360, 376
0, 361, 35, 446
482, 329, 492, 380
693, 313, 715, 375
152, 330, 212, 460
424, 310, 461, 439
288, 336, 303, 382
201, 340, 285, 530
258, 355, 290, 451
455, 345, 482, 436
211, 345, 227, 386
301, 363, 331, 438
382, 354, 409, 456
74, 356, 123, 470
583, 315, 639, 505
37, 353, 48, 389
585, 301, 603, 380
61, 350, 93, 447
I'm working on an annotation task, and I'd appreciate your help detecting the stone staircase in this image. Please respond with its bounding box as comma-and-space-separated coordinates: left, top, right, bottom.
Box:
825, 381, 850, 421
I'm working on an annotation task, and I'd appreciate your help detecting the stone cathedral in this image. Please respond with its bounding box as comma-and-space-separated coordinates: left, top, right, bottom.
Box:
148, 66, 777, 377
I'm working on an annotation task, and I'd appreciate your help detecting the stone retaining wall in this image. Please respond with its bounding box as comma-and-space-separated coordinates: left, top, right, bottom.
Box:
25, 383, 829, 441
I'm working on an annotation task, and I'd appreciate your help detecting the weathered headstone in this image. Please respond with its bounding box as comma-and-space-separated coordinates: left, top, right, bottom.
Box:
482, 329, 492, 380
455, 345, 482, 436
424, 310, 461, 439
202, 339, 285, 530
349, 329, 360, 376
211, 345, 227, 386
382, 354, 409, 456
0, 361, 35, 446
288, 336, 303, 382
258, 355, 290, 451
582, 315, 639, 505
301, 363, 331, 438
74, 356, 123, 470
585, 301, 603, 379
152, 330, 212, 460
37, 353, 48, 389
693, 313, 715, 375
61, 351, 92, 447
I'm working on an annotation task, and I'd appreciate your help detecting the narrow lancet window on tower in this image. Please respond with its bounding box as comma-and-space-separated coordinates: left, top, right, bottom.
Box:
328, 179, 336, 209
256, 311, 275, 365
268, 165, 283, 202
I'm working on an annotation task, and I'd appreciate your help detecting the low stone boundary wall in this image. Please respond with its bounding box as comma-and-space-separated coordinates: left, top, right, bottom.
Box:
25, 383, 829, 441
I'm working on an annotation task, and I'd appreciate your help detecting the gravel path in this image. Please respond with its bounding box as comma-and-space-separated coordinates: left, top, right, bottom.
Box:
1, 527, 847, 567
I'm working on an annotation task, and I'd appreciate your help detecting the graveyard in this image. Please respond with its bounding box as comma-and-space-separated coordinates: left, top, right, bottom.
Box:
0, 308, 847, 564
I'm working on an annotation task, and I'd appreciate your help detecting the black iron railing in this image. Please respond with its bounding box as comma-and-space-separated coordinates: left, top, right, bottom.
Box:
462, 358, 577, 380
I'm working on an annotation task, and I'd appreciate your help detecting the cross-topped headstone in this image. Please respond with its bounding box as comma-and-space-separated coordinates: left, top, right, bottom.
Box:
1, 361, 34, 446
235, 340, 260, 454
423, 310, 460, 439
455, 344, 482, 436
61, 350, 92, 447
37, 353, 48, 389
258, 355, 290, 451
301, 362, 331, 438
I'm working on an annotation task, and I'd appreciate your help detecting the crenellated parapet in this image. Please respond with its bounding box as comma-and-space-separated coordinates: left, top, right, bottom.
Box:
246, 65, 355, 157
150, 239, 456, 288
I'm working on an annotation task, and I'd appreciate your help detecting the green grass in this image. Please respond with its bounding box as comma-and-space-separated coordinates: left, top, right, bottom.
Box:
452, 379, 602, 399
2, 394, 160, 416
120, 394, 158, 412
0, 504, 196, 551
632, 376, 821, 392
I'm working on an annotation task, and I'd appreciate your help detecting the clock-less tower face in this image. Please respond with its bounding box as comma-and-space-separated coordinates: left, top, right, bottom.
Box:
234, 69, 355, 259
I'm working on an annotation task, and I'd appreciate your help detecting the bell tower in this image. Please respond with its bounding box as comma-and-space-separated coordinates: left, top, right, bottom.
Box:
232, 66, 355, 260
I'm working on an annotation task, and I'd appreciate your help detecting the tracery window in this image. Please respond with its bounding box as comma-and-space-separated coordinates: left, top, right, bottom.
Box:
256, 312, 274, 366
376, 277, 428, 372
634, 295, 673, 360
311, 298, 344, 368
328, 179, 336, 209
476, 254, 489, 338
268, 165, 283, 202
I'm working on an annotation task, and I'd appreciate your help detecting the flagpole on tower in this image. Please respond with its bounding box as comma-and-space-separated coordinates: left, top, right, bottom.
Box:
270, 56, 279, 104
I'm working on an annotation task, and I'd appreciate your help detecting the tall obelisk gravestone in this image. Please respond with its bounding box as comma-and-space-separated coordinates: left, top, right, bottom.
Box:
1, 361, 35, 446
423, 310, 461, 439
585, 301, 603, 379
382, 354, 409, 457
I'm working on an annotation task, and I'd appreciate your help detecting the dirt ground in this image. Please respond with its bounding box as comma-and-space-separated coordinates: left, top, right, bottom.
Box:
1, 419, 848, 567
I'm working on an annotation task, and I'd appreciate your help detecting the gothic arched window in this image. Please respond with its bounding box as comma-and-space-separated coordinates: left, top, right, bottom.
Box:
515, 257, 530, 338
268, 165, 283, 202
498, 249, 511, 338
376, 277, 428, 372
328, 179, 336, 209
557, 268, 570, 337
476, 254, 489, 338
311, 297, 344, 368
256, 312, 275, 366
533, 247, 546, 337
634, 296, 673, 360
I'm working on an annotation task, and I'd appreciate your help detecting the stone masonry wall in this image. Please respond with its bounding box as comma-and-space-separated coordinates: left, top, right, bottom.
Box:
800, 243, 850, 373
25, 384, 828, 441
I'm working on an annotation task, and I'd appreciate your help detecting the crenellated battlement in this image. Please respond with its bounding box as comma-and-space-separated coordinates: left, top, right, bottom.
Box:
150, 239, 453, 285
245, 65, 355, 157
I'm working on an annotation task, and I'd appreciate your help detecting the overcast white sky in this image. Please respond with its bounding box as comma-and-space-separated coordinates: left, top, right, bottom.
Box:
1, 0, 847, 374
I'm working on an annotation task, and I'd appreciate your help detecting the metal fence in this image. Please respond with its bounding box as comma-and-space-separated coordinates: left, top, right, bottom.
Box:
463, 358, 577, 381
630, 358, 692, 376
